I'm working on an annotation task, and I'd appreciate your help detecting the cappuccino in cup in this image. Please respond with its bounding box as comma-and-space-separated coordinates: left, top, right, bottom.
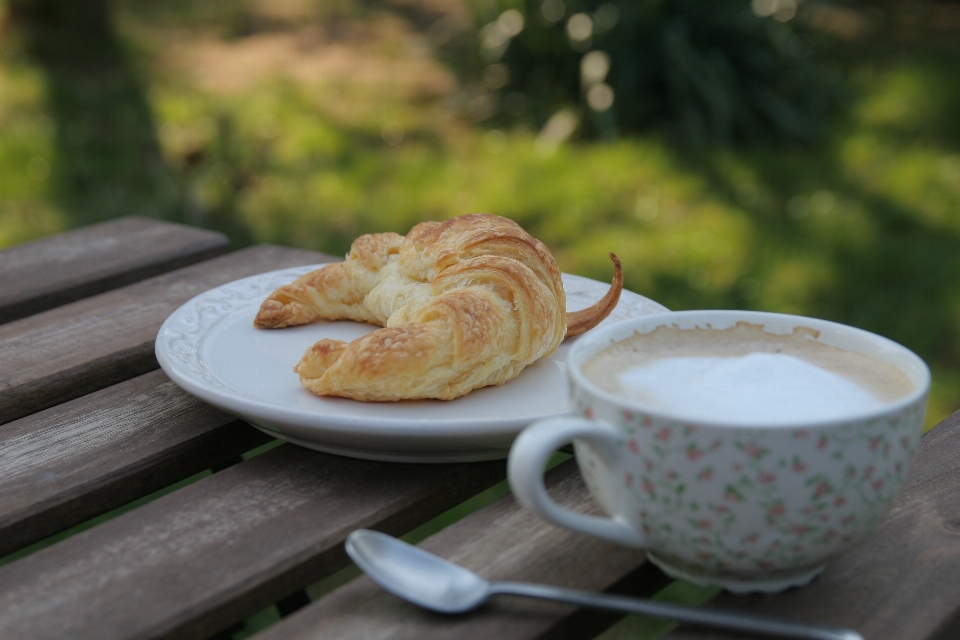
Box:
508, 311, 929, 593
582, 322, 915, 425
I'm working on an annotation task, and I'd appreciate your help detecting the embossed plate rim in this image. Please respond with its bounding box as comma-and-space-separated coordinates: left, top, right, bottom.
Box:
155, 264, 669, 458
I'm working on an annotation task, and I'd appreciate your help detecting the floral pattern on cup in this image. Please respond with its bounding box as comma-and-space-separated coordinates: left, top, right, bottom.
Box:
571, 385, 924, 580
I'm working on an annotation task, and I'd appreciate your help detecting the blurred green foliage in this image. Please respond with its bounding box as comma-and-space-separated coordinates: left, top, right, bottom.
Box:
0, 0, 959, 430
7, 0, 184, 226
473, 0, 841, 145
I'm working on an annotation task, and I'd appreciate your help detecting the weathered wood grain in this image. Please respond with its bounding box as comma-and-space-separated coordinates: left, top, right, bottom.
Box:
0, 369, 272, 557
663, 409, 960, 640
0, 244, 333, 426
0, 217, 229, 324
257, 460, 667, 640
0, 445, 508, 640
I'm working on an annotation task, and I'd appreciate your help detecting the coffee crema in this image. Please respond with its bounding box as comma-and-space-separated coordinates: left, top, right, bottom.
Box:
582, 322, 915, 425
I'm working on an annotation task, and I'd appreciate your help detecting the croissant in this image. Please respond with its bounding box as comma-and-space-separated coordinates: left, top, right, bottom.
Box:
254, 214, 622, 401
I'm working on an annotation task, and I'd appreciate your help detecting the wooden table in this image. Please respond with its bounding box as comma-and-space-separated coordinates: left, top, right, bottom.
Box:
0, 217, 958, 640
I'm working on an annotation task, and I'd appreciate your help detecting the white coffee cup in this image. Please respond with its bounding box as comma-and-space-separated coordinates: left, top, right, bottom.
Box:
508, 311, 929, 593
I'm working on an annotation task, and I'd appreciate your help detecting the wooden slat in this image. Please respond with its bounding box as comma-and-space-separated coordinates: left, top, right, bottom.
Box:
0, 217, 229, 324
0, 446, 508, 640
663, 409, 960, 640
0, 369, 272, 557
0, 244, 333, 426
257, 460, 668, 640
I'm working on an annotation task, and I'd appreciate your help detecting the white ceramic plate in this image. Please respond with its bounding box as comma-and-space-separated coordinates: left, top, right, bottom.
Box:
156, 264, 669, 462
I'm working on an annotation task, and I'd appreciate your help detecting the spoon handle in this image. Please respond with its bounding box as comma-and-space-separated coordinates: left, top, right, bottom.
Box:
489, 582, 862, 640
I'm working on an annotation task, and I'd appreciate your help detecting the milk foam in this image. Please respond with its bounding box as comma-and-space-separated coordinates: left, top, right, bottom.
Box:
616, 352, 886, 424
582, 322, 915, 425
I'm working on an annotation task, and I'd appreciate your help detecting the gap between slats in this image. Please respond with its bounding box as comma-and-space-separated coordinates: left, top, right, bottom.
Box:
0, 438, 283, 569
0, 216, 229, 324
0, 369, 275, 557
0, 243, 334, 427
249, 459, 675, 640
0, 444, 508, 640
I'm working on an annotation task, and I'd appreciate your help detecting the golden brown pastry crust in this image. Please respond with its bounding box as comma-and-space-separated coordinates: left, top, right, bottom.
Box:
254, 214, 616, 401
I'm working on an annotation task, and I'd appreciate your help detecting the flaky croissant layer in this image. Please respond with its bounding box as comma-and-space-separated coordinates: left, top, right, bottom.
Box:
254, 214, 619, 401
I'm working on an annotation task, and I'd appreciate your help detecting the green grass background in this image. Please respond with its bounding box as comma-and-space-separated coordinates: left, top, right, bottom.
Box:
1, 0, 959, 431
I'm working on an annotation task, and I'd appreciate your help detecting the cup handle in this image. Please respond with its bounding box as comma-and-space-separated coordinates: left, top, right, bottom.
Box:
508, 416, 647, 549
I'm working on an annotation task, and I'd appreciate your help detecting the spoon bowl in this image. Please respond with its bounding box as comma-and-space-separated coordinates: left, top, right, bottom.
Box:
346, 528, 490, 613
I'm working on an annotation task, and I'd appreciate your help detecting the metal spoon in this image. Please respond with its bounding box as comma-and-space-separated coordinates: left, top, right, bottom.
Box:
346, 530, 863, 640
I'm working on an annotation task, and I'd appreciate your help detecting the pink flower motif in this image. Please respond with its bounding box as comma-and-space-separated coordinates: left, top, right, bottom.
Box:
793, 459, 808, 473
732, 462, 742, 472
870, 436, 882, 452
794, 430, 810, 439
584, 407, 594, 419
696, 519, 712, 530
697, 551, 713, 561
820, 529, 838, 543
697, 535, 710, 544
627, 439, 640, 454
666, 469, 679, 480
864, 465, 875, 480
872, 479, 885, 492
724, 487, 744, 502
895, 462, 903, 474
744, 443, 767, 459
820, 514, 830, 523
642, 523, 651, 534
741, 533, 760, 544
624, 472, 634, 487
841, 514, 854, 526
901, 436, 912, 450
686, 445, 703, 461
622, 410, 634, 421
709, 438, 723, 451
817, 435, 829, 452
790, 524, 811, 535
833, 496, 846, 508
643, 458, 655, 472
767, 503, 786, 517
656, 427, 672, 442
697, 467, 714, 481
813, 481, 832, 498
758, 471, 777, 485
712, 504, 729, 514
642, 479, 656, 496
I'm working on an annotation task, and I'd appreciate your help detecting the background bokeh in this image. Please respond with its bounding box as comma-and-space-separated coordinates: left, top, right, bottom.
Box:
1, 0, 959, 429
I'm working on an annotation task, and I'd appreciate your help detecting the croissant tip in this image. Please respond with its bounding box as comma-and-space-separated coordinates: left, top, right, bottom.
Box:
563, 253, 624, 339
